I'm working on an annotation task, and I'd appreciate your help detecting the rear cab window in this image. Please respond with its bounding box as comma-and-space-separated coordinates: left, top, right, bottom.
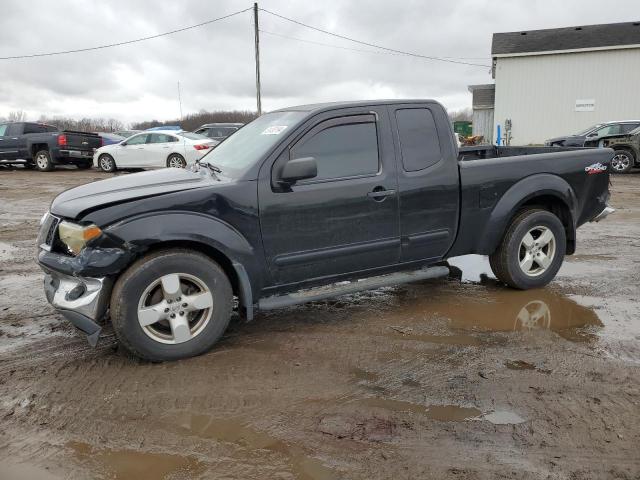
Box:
290, 115, 380, 183
395, 108, 442, 171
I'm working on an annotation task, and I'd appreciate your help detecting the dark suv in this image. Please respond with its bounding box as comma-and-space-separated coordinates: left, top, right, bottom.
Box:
545, 121, 640, 147
193, 123, 244, 142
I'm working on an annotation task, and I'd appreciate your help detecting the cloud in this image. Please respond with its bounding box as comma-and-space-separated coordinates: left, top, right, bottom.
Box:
0, 0, 637, 125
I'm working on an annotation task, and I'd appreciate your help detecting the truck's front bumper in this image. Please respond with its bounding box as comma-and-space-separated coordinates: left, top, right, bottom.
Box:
43, 271, 112, 346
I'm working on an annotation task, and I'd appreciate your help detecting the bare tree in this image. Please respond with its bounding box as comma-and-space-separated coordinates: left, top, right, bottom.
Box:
8, 110, 27, 122
448, 108, 472, 122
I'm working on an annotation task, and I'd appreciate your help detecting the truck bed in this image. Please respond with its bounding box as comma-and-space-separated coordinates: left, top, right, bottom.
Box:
458, 145, 589, 161
448, 147, 614, 258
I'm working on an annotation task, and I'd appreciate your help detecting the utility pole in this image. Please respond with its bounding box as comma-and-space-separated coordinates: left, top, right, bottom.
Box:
253, 2, 262, 115
177, 81, 183, 122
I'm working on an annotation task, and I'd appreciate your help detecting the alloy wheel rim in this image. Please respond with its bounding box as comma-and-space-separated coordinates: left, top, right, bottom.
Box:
100, 157, 112, 170
137, 273, 214, 344
36, 154, 48, 168
518, 225, 556, 277
612, 154, 630, 171
169, 156, 184, 168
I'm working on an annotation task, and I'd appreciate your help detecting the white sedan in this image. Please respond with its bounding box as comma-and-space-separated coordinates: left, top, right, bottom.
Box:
93, 130, 218, 172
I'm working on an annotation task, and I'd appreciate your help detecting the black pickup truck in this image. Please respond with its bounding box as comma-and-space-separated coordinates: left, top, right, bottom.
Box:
37, 100, 614, 361
0, 121, 101, 171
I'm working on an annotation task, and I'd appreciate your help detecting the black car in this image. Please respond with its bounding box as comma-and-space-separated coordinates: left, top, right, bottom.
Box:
38, 100, 614, 361
546, 120, 640, 147
193, 123, 244, 142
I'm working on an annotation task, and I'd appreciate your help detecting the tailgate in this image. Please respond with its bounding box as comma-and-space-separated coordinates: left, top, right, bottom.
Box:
62, 131, 101, 150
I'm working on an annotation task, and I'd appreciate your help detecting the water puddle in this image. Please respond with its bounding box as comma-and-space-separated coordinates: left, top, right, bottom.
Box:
504, 359, 551, 374
400, 255, 604, 342
482, 410, 526, 425
68, 441, 204, 479
357, 397, 527, 425
359, 397, 482, 422
167, 413, 337, 480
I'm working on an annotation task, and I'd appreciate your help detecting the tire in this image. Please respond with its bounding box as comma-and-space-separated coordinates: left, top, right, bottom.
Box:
98, 154, 116, 173
166, 154, 186, 169
34, 150, 54, 171
611, 150, 635, 174
489, 208, 566, 290
76, 161, 92, 170
110, 249, 233, 362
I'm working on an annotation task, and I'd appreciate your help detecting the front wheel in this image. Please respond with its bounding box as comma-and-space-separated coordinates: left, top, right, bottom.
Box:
110, 249, 233, 362
489, 208, 566, 289
611, 150, 634, 174
98, 154, 116, 173
167, 154, 186, 168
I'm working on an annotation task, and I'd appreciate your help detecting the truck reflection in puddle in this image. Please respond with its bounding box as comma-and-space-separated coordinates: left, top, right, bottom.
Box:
394, 255, 603, 343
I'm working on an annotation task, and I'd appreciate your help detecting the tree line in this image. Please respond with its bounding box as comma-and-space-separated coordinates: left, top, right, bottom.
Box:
131, 110, 258, 131
2, 108, 471, 132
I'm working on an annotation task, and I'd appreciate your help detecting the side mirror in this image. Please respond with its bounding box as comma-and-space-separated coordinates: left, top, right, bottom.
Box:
280, 157, 317, 183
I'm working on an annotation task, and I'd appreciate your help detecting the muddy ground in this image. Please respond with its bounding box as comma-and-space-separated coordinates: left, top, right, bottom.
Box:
0, 167, 639, 480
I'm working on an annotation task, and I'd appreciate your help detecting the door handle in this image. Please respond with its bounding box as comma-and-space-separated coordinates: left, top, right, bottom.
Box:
367, 187, 396, 201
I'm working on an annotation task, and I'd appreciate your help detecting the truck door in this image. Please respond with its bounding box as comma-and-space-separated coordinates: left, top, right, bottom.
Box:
259, 107, 400, 286
390, 104, 460, 262
0, 123, 21, 160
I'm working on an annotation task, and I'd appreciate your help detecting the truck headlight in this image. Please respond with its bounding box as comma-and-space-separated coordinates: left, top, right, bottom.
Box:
58, 221, 102, 255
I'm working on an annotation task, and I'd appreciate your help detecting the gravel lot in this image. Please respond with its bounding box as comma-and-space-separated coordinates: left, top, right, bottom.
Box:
0, 167, 639, 479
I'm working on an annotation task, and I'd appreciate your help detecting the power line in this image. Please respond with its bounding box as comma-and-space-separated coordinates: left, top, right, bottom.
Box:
261, 29, 490, 61
260, 29, 405, 56
259, 8, 491, 68
0, 8, 251, 60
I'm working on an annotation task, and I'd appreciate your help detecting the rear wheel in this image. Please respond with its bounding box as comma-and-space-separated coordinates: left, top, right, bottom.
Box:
98, 154, 116, 173
167, 154, 186, 168
110, 249, 233, 362
489, 208, 566, 289
611, 150, 634, 174
34, 150, 54, 171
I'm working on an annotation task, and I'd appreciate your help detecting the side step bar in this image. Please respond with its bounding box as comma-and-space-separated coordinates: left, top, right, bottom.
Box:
258, 265, 450, 311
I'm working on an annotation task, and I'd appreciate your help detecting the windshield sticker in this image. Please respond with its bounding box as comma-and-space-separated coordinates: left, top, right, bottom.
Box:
261, 125, 288, 135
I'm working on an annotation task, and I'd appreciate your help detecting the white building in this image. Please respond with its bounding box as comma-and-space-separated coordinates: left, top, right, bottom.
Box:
476, 21, 640, 145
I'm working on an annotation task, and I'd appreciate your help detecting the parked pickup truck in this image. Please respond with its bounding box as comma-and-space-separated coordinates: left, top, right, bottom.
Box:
37, 100, 614, 361
0, 121, 101, 171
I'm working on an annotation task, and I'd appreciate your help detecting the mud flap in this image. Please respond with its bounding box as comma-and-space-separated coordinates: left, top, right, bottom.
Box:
60, 310, 102, 347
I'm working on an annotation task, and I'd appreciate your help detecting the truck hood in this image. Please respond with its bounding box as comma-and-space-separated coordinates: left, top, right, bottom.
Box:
50, 168, 213, 219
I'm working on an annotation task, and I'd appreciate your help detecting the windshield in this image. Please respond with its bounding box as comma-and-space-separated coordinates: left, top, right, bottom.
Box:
200, 111, 307, 176
575, 124, 602, 136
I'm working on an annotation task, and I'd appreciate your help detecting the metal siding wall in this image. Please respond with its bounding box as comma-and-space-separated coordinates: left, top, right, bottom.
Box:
494, 48, 640, 145
472, 109, 494, 142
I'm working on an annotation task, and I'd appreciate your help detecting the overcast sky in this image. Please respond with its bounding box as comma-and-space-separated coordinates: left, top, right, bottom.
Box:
0, 0, 637, 125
